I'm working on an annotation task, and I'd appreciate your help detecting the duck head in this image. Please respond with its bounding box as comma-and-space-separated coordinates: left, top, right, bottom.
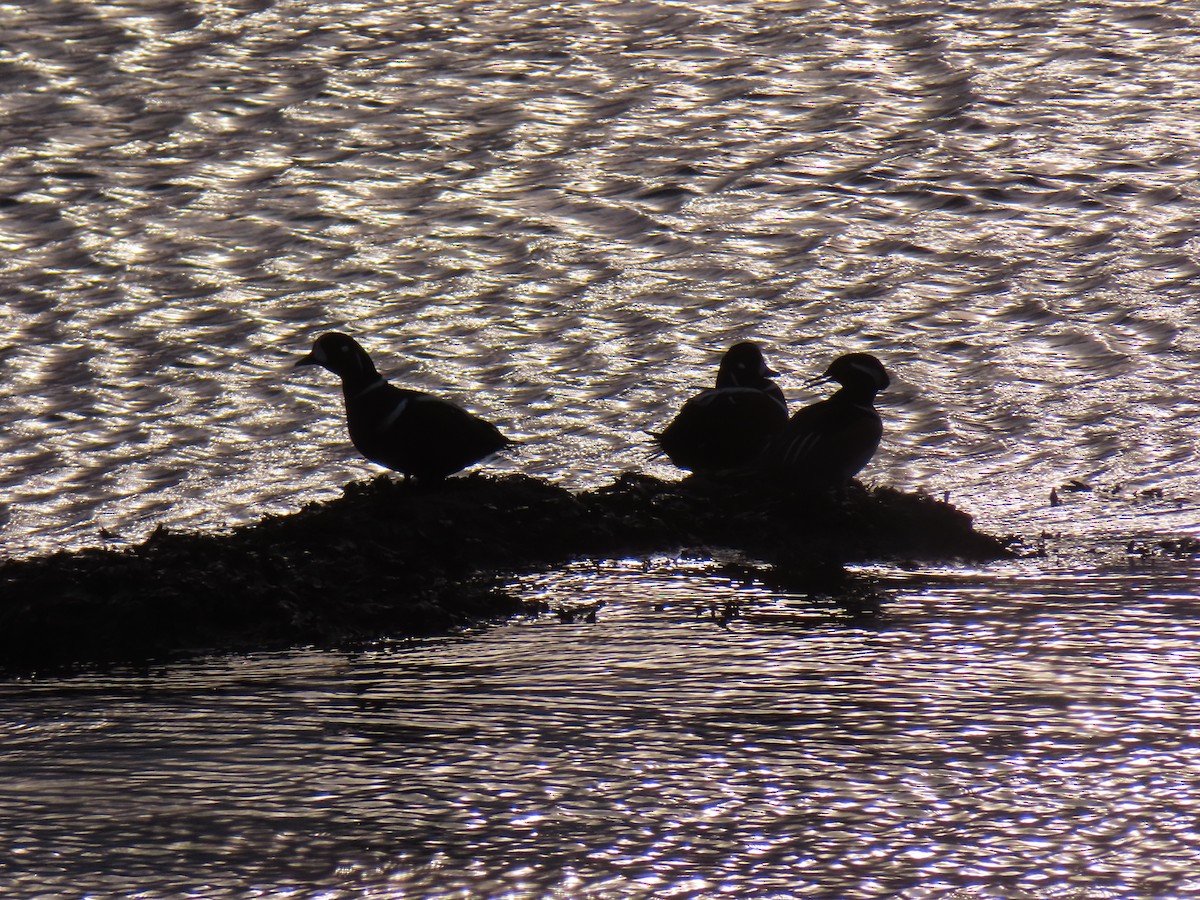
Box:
295, 332, 379, 381
716, 341, 779, 389
818, 353, 890, 393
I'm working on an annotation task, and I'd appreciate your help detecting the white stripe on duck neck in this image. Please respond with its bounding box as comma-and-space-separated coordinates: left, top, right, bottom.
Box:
350, 377, 388, 400
377, 396, 410, 431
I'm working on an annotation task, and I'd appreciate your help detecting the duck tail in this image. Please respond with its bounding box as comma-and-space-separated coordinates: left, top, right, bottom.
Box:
644, 429, 666, 459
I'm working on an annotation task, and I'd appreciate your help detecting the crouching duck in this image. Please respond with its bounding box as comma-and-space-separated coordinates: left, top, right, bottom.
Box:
654, 341, 789, 474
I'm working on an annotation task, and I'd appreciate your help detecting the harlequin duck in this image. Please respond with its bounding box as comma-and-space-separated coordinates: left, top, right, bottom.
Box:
295, 332, 513, 481
654, 341, 789, 474
760, 352, 889, 491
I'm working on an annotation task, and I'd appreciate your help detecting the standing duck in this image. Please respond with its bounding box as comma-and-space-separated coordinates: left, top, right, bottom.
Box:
654, 341, 789, 474
295, 332, 513, 481
761, 352, 889, 491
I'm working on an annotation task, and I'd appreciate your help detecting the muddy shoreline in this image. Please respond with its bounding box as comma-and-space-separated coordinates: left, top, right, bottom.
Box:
0, 473, 1010, 674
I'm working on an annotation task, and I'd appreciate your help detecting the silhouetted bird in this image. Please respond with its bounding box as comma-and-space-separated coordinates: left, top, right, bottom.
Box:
654, 341, 789, 474
295, 332, 513, 481
761, 352, 889, 491
711, 340, 787, 404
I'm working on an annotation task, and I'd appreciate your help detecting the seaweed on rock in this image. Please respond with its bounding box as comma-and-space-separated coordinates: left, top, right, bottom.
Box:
0, 473, 1009, 672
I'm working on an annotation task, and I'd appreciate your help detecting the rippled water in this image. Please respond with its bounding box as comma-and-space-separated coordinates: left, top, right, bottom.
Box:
3, 0, 1200, 551
4, 560, 1200, 898
5, 1, 1200, 897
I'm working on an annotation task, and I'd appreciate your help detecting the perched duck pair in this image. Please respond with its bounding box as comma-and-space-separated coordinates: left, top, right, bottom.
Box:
295, 332, 889, 492
655, 342, 890, 490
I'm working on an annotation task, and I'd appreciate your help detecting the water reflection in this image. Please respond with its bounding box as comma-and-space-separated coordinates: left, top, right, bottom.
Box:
3, 559, 1200, 897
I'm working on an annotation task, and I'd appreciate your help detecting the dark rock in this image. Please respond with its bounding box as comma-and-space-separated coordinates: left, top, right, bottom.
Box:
0, 473, 1009, 673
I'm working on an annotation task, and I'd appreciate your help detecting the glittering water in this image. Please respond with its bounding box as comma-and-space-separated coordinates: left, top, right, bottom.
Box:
5, 1, 1200, 897
3, 0, 1200, 552
5, 560, 1200, 898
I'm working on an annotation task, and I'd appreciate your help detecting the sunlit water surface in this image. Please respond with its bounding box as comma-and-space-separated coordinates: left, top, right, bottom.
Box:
5, 1, 1200, 897
4, 561, 1200, 898
3, 0, 1200, 551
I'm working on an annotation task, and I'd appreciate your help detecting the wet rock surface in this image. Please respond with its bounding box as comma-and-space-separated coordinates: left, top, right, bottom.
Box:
0, 473, 1009, 673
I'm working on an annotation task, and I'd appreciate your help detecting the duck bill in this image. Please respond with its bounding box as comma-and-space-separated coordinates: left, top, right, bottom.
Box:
294, 343, 328, 368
